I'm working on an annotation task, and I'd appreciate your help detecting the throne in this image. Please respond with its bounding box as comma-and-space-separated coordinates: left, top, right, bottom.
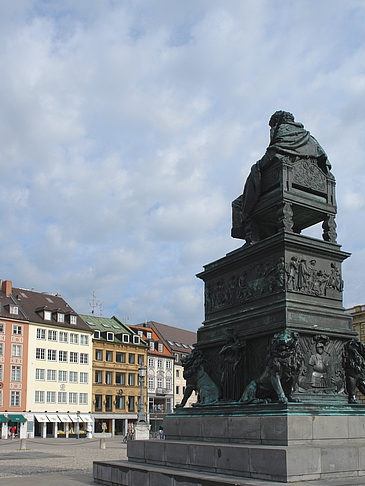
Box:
232, 154, 337, 244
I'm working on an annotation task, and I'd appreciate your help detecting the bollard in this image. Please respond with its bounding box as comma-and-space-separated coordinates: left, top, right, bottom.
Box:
100, 438, 106, 449
20, 439, 27, 450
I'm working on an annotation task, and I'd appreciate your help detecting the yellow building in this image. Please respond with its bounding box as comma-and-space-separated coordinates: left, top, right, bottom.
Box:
81, 315, 148, 437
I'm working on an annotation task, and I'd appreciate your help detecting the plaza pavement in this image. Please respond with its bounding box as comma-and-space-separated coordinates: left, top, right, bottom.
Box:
0, 436, 127, 485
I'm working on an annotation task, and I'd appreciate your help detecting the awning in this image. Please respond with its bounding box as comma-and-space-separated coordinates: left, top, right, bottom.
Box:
68, 414, 81, 422
0, 414, 8, 423
79, 414, 93, 423
57, 414, 72, 422
34, 414, 49, 423
46, 414, 61, 423
7, 414, 26, 423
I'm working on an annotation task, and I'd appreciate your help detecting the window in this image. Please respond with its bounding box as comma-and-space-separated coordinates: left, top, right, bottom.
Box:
80, 335, 89, 345
80, 372, 88, 384
138, 330, 143, 337
0, 364, 3, 381
166, 360, 172, 369
174, 353, 179, 361
176, 369, 180, 377
70, 352, 78, 363
79, 393, 88, 405
146, 332, 152, 339
58, 370, 67, 382
0, 323, 4, 333
58, 351, 67, 362
70, 333, 78, 344
138, 354, 144, 365
115, 396, 125, 409
107, 332, 114, 342
58, 392, 67, 404
128, 374, 135, 386
70, 315, 77, 325
47, 349, 57, 361
148, 357, 154, 367
106, 351, 113, 362
11, 365, 21, 382
150, 341, 155, 351
115, 372, 125, 385
176, 386, 180, 394
175, 342, 181, 347
133, 335, 140, 344
12, 344, 23, 357
12, 324, 22, 335
80, 353, 88, 364
36, 348, 45, 360
59, 331, 68, 343
128, 396, 135, 412
46, 391, 56, 403
57, 312, 65, 322
95, 370, 102, 384
93, 330, 100, 339
116, 352, 126, 363
10, 305, 19, 315
128, 353, 135, 364
95, 349, 103, 361
35, 390, 45, 403
105, 395, 112, 411
122, 334, 129, 343
48, 330, 57, 341
95, 394, 102, 411
105, 371, 113, 385
44, 310, 52, 320
47, 369, 57, 381
69, 392, 78, 404
0, 343, 3, 356
166, 378, 172, 391
69, 371, 78, 383
157, 359, 163, 369
0, 390, 2, 407
37, 328, 46, 340
148, 377, 154, 389
10, 390, 21, 407
158, 343, 163, 353
157, 378, 163, 388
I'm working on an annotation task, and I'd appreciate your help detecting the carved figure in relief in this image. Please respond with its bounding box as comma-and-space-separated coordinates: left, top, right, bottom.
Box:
309, 335, 330, 389
176, 349, 220, 408
343, 339, 365, 404
219, 329, 246, 401
240, 330, 302, 404
286, 256, 298, 290
298, 259, 311, 291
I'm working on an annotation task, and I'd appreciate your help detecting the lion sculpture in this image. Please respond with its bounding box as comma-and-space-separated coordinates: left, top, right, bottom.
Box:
176, 349, 220, 408
240, 330, 302, 404
343, 339, 365, 404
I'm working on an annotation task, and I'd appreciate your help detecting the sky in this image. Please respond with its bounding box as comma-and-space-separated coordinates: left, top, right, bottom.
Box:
0, 0, 365, 332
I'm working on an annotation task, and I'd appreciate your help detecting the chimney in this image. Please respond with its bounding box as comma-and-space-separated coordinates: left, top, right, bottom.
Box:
3, 280, 12, 297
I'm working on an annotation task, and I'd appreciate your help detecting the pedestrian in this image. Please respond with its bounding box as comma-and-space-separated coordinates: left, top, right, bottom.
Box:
11, 425, 16, 439
158, 426, 164, 440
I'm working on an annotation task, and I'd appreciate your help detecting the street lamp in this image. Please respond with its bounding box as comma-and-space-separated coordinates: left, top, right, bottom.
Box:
137, 365, 147, 423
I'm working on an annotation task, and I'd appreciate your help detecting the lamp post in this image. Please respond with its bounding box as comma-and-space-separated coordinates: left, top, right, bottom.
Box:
134, 364, 149, 440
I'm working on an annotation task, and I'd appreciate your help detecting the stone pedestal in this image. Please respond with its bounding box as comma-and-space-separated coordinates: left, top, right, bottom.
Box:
134, 422, 150, 441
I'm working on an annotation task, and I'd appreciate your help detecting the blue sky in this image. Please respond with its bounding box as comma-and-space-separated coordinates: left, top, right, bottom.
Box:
1, 1, 365, 331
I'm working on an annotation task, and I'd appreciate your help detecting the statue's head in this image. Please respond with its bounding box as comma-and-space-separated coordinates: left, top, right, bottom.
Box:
269, 111, 294, 128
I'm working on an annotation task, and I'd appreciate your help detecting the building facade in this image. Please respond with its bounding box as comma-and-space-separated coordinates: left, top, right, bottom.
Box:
81, 315, 148, 437
129, 323, 174, 433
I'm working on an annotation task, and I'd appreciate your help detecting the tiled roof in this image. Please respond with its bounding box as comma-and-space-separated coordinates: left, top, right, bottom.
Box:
128, 324, 174, 358
143, 320, 196, 354
80, 314, 147, 346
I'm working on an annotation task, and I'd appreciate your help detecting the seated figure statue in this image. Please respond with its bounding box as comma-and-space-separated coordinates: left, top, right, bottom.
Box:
232, 111, 332, 244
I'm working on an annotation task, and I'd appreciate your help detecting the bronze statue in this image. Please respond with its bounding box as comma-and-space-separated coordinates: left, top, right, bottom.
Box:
343, 339, 365, 404
240, 330, 302, 404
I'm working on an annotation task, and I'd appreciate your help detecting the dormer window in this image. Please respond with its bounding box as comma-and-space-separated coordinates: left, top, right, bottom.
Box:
133, 335, 140, 344
158, 342, 163, 353
107, 332, 114, 342
57, 313, 65, 323
146, 332, 152, 339
122, 334, 129, 343
70, 315, 77, 325
10, 305, 19, 315
93, 330, 100, 339
138, 330, 143, 338
44, 310, 51, 321
150, 341, 155, 351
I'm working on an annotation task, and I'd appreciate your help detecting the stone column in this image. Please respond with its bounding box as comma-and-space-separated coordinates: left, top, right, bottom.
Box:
124, 418, 128, 436
65, 423, 69, 438
2, 423, 8, 439
53, 421, 58, 438
19, 423, 27, 439
42, 422, 47, 439
111, 419, 115, 436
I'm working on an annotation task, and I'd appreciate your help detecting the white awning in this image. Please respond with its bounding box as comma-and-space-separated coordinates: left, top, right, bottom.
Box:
34, 414, 50, 423
79, 414, 93, 423
46, 414, 61, 423
57, 414, 72, 422
68, 414, 80, 422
